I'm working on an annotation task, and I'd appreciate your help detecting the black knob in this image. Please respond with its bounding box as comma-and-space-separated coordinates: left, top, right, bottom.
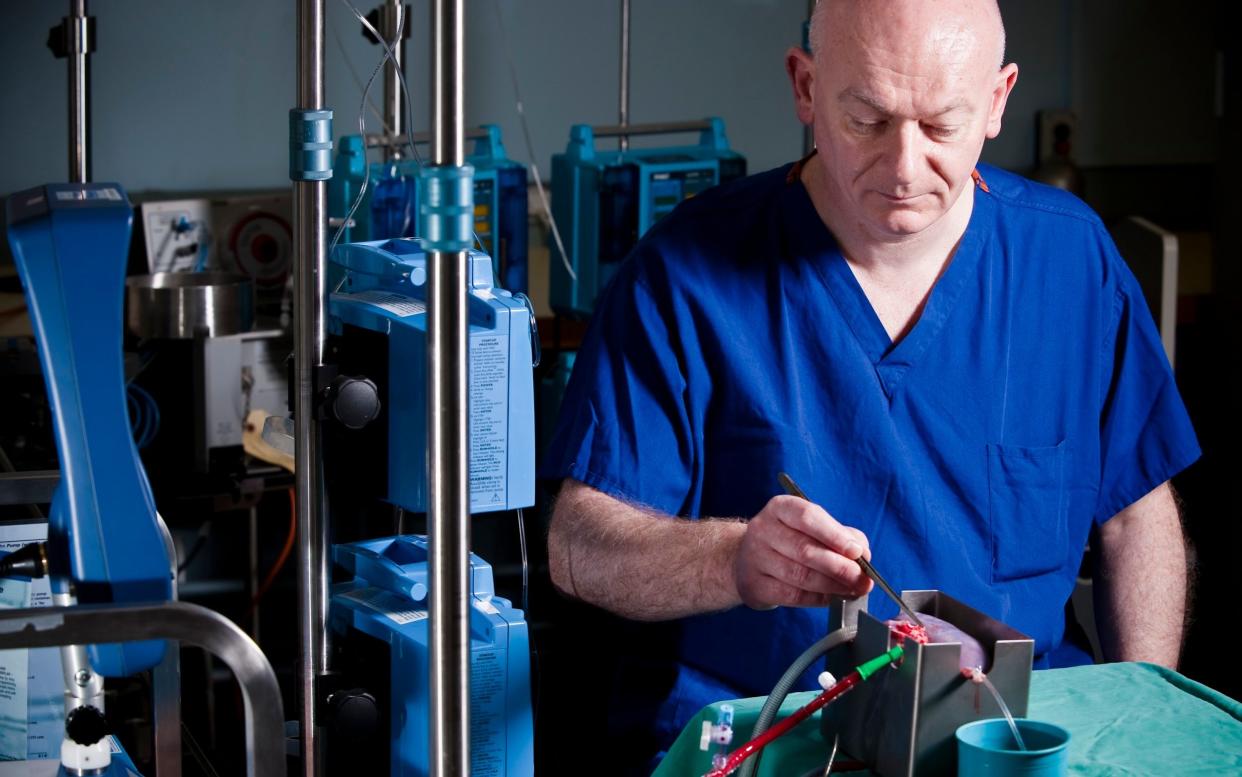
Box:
327, 688, 379, 742
328, 375, 381, 430
65, 705, 109, 746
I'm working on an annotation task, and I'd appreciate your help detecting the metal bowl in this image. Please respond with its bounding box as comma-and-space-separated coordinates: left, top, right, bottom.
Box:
126, 272, 255, 339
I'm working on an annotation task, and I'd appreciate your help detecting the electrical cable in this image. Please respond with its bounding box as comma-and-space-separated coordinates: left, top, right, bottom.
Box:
331, 0, 487, 298
249, 488, 298, 613
330, 0, 423, 264
490, 0, 577, 282
328, 28, 386, 262
180, 720, 223, 777
515, 507, 529, 615
125, 383, 161, 449
739, 627, 855, 777
330, 17, 392, 134
177, 521, 213, 575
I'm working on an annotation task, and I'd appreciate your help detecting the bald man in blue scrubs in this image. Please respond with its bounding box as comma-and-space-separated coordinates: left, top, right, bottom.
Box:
541, 0, 1199, 767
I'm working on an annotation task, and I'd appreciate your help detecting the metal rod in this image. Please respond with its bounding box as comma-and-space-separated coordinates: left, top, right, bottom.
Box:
590, 119, 713, 139
429, 0, 470, 774
618, 0, 631, 151
0, 470, 60, 506
249, 505, 261, 641
68, 0, 89, 182
294, 0, 329, 773
364, 126, 487, 149
154, 515, 183, 777
382, 0, 405, 160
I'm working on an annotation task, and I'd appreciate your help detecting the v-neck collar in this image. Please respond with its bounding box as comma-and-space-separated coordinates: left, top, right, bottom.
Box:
783, 169, 994, 398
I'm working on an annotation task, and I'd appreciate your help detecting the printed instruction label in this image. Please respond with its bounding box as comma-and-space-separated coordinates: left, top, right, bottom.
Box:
339, 586, 429, 626
0, 522, 60, 761
337, 289, 426, 317
470, 648, 505, 777
469, 334, 509, 509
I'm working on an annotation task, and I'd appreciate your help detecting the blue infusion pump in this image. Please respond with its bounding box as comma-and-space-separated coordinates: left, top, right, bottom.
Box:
330, 125, 530, 293
327, 238, 537, 514
549, 117, 746, 316
326, 238, 536, 776
330, 536, 533, 776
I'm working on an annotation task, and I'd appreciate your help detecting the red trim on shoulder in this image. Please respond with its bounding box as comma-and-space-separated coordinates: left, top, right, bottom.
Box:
787, 149, 819, 184
971, 168, 990, 193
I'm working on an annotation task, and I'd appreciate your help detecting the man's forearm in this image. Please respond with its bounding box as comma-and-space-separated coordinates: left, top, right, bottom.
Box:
548, 479, 746, 621
1094, 481, 1186, 667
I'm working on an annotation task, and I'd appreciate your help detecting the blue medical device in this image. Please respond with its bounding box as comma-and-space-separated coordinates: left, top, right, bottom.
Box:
5, 183, 172, 675
330, 125, 530, 292
330, 536, 534, 776
549, 117, 746, 316
6, 182, 173, 775
325, 238, 536, 775
327, 238, 537, 513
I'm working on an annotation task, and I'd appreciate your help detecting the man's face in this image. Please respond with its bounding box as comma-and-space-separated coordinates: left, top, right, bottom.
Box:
788, 3, 1018, 240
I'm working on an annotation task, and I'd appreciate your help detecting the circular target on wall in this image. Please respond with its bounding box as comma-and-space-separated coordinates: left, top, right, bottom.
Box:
228, 211, 292, 286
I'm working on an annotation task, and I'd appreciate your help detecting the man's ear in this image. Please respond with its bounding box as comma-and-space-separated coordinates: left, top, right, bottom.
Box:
786, 47, 816, 127
985, 62, 1020, 139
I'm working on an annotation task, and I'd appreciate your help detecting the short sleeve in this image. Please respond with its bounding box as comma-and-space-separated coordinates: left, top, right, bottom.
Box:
1095, 240, 1200, 521
539, 258, 695, 516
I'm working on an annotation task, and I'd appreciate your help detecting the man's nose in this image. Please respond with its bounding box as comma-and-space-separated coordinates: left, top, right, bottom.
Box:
886, 122, 923, 188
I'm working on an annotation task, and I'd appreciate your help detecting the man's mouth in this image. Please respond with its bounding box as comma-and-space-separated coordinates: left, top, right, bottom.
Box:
878, 192, 923, 203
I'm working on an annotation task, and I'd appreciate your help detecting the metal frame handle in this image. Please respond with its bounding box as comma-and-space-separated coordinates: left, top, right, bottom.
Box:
0, 601, 286, 777
588, 119, 716, 139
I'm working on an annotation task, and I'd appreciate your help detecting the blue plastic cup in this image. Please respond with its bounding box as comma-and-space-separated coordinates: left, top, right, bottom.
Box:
956, 718, 1071, 776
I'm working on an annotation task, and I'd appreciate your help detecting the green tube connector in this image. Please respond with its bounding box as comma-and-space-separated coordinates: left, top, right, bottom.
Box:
857, 645, 904, 681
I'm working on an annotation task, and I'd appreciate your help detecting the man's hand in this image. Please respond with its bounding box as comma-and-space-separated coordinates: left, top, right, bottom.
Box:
734, 495, 873, 609
548, 481, 872, 621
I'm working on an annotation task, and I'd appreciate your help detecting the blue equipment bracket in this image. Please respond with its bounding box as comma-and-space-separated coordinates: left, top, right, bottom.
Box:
5, 183, 172, 676
289, 109, 334, 181
418, 163, 475, 253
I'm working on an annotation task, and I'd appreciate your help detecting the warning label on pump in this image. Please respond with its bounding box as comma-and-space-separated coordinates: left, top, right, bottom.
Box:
470, 334, 508, 509
339, 586, 429, 625
337, 290, 427, 317
470, 649, 505, 776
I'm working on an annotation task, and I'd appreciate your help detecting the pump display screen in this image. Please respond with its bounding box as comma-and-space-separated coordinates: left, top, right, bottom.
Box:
649, 168, 716, 222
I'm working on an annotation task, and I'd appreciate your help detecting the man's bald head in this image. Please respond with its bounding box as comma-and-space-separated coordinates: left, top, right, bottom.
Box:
786, 0, 1019, 242
809, 0, 1007, 72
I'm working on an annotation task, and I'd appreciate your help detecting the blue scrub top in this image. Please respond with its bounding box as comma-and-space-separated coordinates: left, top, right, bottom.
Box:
540, 162, 1200, 756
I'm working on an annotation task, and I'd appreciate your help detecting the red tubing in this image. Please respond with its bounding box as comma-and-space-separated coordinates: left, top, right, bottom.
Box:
704, 671, 863, 777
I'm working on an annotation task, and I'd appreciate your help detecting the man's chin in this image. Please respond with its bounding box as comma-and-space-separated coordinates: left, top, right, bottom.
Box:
868, 210, 937, 238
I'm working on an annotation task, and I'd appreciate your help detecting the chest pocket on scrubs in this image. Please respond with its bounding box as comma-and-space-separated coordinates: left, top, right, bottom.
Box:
987, 440, 1068, 582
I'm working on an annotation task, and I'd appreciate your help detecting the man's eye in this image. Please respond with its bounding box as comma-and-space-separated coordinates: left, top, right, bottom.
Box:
925, 125, 960, 139
848, 117, 886, 134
